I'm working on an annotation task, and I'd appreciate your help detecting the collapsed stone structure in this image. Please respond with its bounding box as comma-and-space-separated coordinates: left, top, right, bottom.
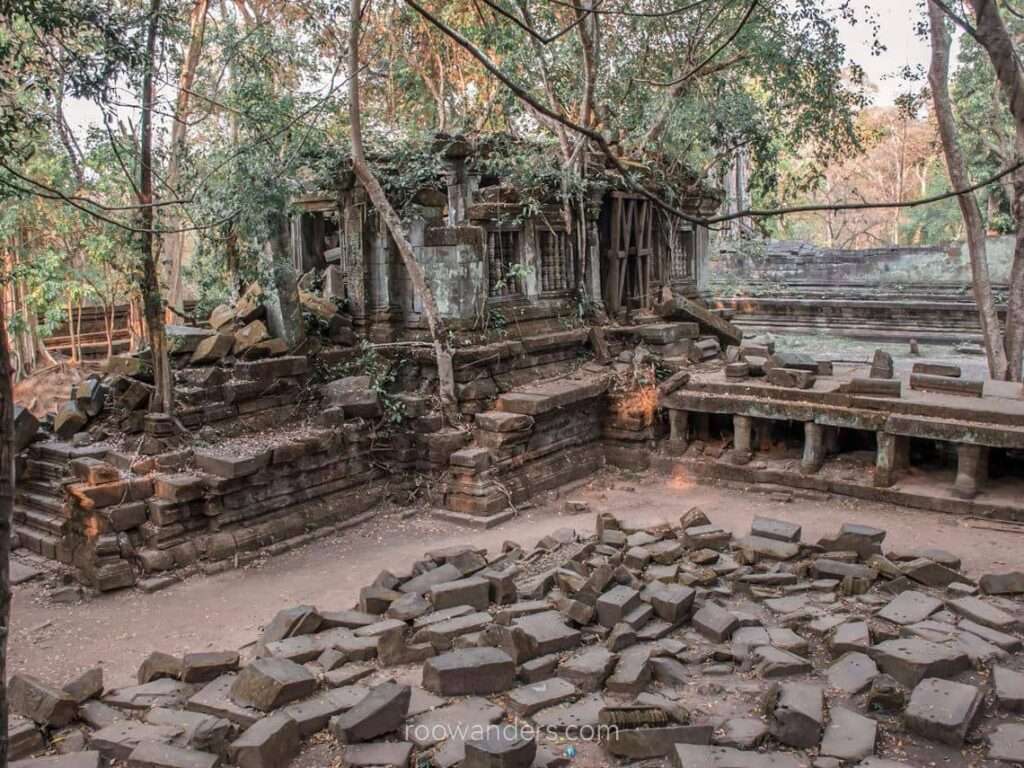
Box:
9, 508, 1024, 768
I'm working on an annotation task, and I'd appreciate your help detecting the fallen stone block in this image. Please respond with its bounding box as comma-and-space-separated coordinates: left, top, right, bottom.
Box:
422, 648, 515, 695
751, 517, 801, 543
766, 367, 815, 389
340, 741, 414, 768
462, 728, 536, 768
980, 571, 1024, 595
228, 658, 317, 711
89, 721, 184, 761
820, 706, 876, 761
227, 713, 299, 768
901, 558, 963, 588
692, 603, 739, 642
752, 646, 812, 678
672, 744, 802, 768
126, 741, 219, 768
9, 715, 45, 761
330, 683, 410, 744
596, 585, 641, 628
181, 652, 240, 684
765, 682, 823, 749
736, 535, 800, 561
876, 590, 941, 626
9, 673, 78, 727
829, 620, 870, 656
988, 723, 1024, 764
827, 652, 878, 695
186, 675, 262, 728
606, 725, 713, 759
63, 668, 103, 704
994, 665, 1024, 712
281, 686, 369, 736
144, 707, 233, 756
12, 754, 101, 768
605, 646, 652, 695
904, 677, 983, 747
508, 678, 578, 716
429, 577, 490, 612
557, 647, 616, 692
869, 638, 969, 688
947, 595, 1019, 632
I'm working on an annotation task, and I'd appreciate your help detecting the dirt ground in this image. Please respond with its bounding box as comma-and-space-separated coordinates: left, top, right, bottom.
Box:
10, 467, 1024, 691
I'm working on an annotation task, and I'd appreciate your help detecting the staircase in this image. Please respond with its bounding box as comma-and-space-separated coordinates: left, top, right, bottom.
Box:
14, 443, 83, 562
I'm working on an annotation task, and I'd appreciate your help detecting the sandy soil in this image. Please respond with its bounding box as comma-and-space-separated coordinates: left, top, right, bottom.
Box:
10, 467, 1023, 690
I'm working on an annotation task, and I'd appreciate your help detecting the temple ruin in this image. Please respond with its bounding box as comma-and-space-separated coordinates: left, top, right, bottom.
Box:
8, 134, 1024, 768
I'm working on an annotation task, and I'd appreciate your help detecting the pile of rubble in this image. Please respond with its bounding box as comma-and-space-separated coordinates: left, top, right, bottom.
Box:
10, 507, 1024, 768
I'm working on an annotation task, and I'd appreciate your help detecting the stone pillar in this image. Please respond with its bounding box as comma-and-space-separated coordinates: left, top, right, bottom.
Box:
731, 415, 753, 465
953, 444, 985, 500
800, 422, 825, 475
874, 432, 898, 488
666, 410, 689, 455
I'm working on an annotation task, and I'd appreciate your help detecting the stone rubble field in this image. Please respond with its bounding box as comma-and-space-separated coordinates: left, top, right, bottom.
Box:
8, 506, 1024, 768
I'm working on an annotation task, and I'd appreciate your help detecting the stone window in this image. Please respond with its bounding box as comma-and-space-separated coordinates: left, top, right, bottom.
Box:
671, 227, 696, 281
487, 228, 523, 298
538, 228, 575, 293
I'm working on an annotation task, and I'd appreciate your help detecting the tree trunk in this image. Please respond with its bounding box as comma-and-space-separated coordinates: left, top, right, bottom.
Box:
928, 1, 1009, 379
0, 279, 16, 768
162, 0, 210, 322
348, 0, 456, 412
140, 0, 174, 414
964, 0, 1024, 378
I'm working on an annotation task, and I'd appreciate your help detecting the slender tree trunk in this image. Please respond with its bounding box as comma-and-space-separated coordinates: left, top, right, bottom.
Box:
965, 0, 1024, 378
163, 0, 210, 322
928, 2, 1009, 379
348, 0, 456, 412
0, 279, 16, 768
140, 0, 174, 414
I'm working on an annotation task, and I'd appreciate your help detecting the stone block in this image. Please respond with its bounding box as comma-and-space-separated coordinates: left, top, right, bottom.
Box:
330, 683, 410, 743
869, 639, 969, 688
750, 516, 801, 543
876, 590, 942, 626
228, 658, 317, 711
606, 725, 713, 759
557, 647, 616, 692
905, 678, 983, 747
692, 603, 739, 642
422, 648, 515, 696
227, 713, 299, 768
9, 673, 78, 727
980, 571, 1024, 595
126, 742, 219, 768
462, 728, 536, 768
340, 742, 414, 767
988, 724, 1024, 764
596, 585, 640, 628
947, 596, 1019, 632
89, 722, 183, 761
429, 577, 490, 612
827, 652, 878, 694
820, 706, 877, 762
280, 686, 369, 736
63, 668, 103, 704
994, 665, 1024, 712
508, 678, 578, 716
766, 683, 823, 749
181, 652, 239, 684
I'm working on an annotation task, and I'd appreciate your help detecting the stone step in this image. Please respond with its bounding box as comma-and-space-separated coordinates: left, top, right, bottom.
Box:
16, 506, 67, 536
25, 458, 68, 482
31, 441, 107, 464
15, 525, 60, 559
16, 490, 65, 516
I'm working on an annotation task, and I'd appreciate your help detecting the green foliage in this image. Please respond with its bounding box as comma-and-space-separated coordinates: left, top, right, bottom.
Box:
312, 341, 409, 425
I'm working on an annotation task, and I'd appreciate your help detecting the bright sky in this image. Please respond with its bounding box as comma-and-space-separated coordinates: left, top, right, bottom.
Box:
834, 0, 934, 106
